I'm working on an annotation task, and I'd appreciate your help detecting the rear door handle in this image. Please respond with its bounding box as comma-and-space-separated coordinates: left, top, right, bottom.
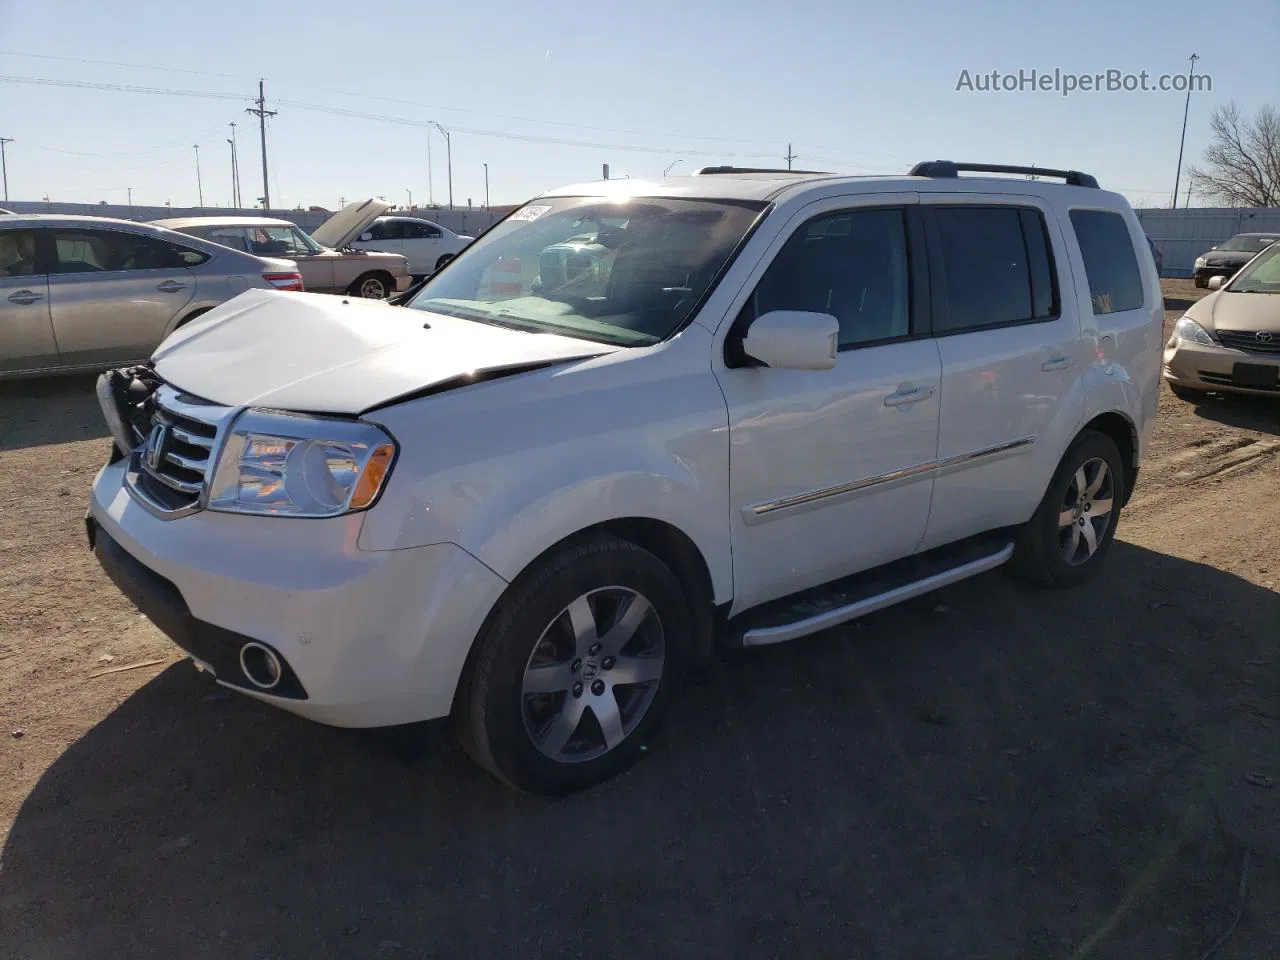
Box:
156, 280, 188, 293
884, 386, 935, 407
7, 289, 44, 305
1041, 356, 1073, 372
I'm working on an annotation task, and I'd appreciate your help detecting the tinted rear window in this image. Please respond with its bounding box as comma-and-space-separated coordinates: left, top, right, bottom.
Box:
929, 206, 1058, 333
1069, 210, 1144, 314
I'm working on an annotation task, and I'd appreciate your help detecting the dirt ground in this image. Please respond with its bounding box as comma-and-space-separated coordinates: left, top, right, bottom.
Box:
1, 279, 1277, 959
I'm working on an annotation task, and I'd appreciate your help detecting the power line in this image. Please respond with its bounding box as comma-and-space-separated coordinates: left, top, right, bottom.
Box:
0, 50, 244, 80
0, 74, 245, 101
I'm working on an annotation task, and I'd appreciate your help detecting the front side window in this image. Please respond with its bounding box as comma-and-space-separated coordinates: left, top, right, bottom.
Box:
1069, 209, 1144, 314
50, 229, 203, 273
407, 196, 765, 346
1227, 243, 1280, 293
746, 208, 910, 348
0, 229, 39, 277
930, 206, 1058, 333
367, 221, 402, 241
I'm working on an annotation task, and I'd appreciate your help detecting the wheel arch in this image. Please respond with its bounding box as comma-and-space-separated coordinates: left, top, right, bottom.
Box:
508, 517, 717, 667
1078, 411, 1138, 506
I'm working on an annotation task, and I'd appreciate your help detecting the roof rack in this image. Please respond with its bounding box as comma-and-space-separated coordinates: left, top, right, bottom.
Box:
909, 161, 1099, 189
694, 166, 831, 176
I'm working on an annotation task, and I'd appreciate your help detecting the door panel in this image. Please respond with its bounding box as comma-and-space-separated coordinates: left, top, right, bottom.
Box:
715, 197, 938, 613
0, 276, 56, 373
918, 198, 1085, 550
47, 227, 196, 367
721, 340, 942, 611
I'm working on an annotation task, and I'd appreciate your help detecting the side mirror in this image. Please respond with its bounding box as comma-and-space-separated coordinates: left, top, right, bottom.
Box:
1207, 275, 1225, 290
741, 310, 839, 371
358, 232, 373, 242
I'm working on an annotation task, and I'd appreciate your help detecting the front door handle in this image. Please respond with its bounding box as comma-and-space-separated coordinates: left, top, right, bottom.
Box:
1041, 356, 1074, 372
7, 289, 44, 305
156, 280, 188, 293
884, 386, 935, 407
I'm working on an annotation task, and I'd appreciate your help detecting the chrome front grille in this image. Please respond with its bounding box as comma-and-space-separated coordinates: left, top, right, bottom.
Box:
1216, 329, 1280, 354
125, 385, 233, 518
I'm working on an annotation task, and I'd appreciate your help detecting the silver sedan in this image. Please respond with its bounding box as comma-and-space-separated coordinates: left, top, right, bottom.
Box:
0, 214, 301, 379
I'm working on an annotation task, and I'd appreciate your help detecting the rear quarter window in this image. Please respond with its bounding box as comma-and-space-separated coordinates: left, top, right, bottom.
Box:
1069, 210, 1144, 314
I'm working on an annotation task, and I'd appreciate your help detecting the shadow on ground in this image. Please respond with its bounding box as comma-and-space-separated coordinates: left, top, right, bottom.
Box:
1185, 391, 1280, 436
3, 544, 1278, 959
0, 376, 109, 451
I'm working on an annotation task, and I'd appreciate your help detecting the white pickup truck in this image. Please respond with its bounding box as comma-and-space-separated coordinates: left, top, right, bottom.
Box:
89, 161, 1162, 793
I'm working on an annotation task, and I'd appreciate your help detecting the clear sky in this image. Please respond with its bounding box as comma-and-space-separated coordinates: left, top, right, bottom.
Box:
0, 0, 1276, 211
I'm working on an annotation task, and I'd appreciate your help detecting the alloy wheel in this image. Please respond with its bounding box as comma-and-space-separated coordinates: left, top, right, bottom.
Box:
1058, 457, 1115, 566
358, 276, 388, 299
520, 587, 665, 763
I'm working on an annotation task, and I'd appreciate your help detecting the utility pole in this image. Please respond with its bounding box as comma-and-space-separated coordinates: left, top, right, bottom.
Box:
228, 122, 241, 208
430, 121, 452, 211
1171, 53, 1200, 209
483, 163, 489, 209
193, 144, 204, 208
785, 143, 797, 170
0, 137, 12, 202
1184, 180, 1193, 209
127, 187, 133, 206
406, 187, 413, 208
246, 79, 277, 211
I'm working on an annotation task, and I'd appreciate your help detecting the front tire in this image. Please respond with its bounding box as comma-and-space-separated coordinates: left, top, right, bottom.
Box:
434, 253, 455, 272
349, 272, 391, 299
1168, 383, 1204, 402
1012, 430, 1124, 587
457, 535, 691, 795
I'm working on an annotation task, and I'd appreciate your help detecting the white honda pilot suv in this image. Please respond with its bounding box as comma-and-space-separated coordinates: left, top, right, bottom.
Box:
89, 161, 1163, 793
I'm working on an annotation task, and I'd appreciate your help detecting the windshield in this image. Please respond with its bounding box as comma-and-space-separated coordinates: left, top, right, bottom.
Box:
406, 196, 765, 346
200, 224, 322, 257
1227, 243, 1280, 293
1217, 234, 1279, 253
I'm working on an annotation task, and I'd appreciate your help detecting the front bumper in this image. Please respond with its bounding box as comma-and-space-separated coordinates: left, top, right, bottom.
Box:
393, 273, 412, 292
1163, 338, 1280, 396
88, 458, 509, 727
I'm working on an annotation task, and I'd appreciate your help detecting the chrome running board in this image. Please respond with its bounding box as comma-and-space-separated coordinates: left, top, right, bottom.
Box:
739, 543, 1015, 647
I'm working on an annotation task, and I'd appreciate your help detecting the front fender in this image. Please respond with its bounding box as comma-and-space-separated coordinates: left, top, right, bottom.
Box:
359, 331, 733, 603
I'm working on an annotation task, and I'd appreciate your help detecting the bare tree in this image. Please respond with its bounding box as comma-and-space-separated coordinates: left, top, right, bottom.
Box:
1188, 103, 1280, 207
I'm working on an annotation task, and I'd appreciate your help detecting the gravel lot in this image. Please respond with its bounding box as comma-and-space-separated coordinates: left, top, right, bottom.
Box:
2, 279, 1278, 959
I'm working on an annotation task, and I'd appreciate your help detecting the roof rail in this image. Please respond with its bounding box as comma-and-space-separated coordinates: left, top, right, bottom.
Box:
694, 166, 831, 176
909, 161, 1099, 189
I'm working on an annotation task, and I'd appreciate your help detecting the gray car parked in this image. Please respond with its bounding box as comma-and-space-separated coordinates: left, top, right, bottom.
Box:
0, 214, 301, 379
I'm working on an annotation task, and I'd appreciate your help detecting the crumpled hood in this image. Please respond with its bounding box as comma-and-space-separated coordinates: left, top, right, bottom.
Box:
151, 289, 616, 414
1187, 289, 1280, 333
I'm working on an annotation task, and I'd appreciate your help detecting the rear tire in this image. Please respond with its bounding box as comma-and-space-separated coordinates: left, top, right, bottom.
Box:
349, 272, 392, 299
457, 535, 691, 795
1011, 430, 1124, 588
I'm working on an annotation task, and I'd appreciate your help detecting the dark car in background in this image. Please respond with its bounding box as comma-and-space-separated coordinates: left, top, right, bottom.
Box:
1145, 234, 1163, 277
1193, 232, 1280, 288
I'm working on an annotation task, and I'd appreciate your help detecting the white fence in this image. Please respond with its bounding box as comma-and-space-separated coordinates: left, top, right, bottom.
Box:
1135, 207, 1280, 278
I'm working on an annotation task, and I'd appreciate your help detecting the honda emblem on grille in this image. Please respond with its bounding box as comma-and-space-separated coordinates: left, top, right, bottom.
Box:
1257, 331, 1275, 344
145, 423, 168, 471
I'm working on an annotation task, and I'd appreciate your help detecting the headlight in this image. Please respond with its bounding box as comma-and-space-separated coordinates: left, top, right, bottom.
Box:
208, 410, 397, 517
1194, 256, 1207, 268
1172, 316, 1216, 346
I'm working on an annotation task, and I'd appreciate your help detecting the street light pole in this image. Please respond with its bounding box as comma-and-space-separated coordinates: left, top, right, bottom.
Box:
193, 144, 204, 208
228, 122, 241, 208
663, 159, 682, 176
0, 137, 13, 202
483, 163, 489, 209
1171, 53, 1200, 209
406, 187, 413, 208
430, 121, 452, 211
